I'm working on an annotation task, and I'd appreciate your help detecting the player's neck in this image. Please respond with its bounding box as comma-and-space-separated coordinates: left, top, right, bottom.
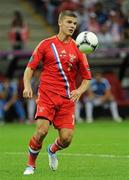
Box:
57, 33, 70, 43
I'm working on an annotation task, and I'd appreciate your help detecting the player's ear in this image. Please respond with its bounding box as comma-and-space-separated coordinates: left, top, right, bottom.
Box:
58, 19, 62, 26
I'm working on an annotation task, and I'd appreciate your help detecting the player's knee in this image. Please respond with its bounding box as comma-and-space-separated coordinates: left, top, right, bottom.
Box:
61, 133, 73, 148
39, 127, 48, 137
36, 127, 48, 142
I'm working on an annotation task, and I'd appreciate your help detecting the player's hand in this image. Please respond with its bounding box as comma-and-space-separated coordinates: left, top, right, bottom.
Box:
23, 87, 33, 98
70, 89, 82, 102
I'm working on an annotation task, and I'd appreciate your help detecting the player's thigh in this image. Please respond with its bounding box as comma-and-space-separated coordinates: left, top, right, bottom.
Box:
35, 90, 56, 122
34, 118, 50, 139
53, 99, 75, 129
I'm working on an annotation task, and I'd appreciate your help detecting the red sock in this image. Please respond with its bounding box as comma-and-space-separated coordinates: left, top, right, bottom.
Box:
27, 136, 42, 168
50, 138, 64, 153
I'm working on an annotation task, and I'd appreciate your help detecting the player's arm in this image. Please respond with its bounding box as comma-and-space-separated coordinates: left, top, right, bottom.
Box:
4, 82, 19, 110
87, 88, 96, 99
23, 67, 34, 98
70, 79, 89, 102
100, 88, 114, 102
99, 79, 114, 102
70, 46, 92, 102
23, 41, 44, 98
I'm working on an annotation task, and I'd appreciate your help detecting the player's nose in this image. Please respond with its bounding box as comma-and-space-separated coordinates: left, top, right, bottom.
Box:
72, 23, 76, 28
70, 25, 76, 31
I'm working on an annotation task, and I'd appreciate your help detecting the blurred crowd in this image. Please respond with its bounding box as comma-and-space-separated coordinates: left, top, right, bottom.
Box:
1, 0, 129, 124
7, 0, 129, 50
0, 70, 40, 125
1, 69, 129, 124
29, 0, 129, 47
8, 10, 29, 50
75, 71, 123, 123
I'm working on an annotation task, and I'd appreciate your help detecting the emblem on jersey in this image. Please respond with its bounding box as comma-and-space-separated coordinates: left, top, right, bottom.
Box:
68, 63, 73, 71
59, 50, 67, 58
67, 54, 76, 71
69, 54, 76, 62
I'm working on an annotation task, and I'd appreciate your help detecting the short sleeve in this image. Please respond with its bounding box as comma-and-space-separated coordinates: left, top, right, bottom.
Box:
27, 40, 45, 70
78, 52, 92, 80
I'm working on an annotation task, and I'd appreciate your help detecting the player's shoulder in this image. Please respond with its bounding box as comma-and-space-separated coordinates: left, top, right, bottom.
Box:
71, 38, 77, 46
41, 36, 56, 43
38, 36, 56, 46
70, 38, 80, 54
71, 38, 88, 59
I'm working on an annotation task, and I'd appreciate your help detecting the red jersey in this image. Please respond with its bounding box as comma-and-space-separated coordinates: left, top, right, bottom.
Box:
27, 35, 91, 98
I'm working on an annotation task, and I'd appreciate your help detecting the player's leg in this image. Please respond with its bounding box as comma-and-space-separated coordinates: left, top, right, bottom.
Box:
109, 101, 122, 122
85, 100, 94, 123
75, 101, 83, 123
27, 98, 36, 123
47, 96, 75, 170
0, 100, 5, 124
24, 88, 57, 174
23, 118, 50, 175
47, 128, 74, 170
13, 100, 26, 123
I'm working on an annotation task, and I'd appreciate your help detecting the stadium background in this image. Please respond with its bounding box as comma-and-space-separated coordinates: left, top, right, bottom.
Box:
0, 0, 129, 179
0, 0, 129, 120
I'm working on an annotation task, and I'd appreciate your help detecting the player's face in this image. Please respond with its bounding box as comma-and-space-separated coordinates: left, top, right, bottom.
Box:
59, 16, 78, 36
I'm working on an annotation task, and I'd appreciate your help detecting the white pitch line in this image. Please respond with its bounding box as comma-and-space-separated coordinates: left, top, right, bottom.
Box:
2, 152, 129, 159
73, 143, 123, 147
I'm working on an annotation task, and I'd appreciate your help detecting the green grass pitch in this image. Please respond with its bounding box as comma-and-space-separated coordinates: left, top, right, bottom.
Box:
0, 119, 129, 180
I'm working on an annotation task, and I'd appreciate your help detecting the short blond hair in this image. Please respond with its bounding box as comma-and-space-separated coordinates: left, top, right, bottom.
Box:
58, 10, 77, 21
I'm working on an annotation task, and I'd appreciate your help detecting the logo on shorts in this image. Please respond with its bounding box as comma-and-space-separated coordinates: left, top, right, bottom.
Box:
38, 106, 44, 113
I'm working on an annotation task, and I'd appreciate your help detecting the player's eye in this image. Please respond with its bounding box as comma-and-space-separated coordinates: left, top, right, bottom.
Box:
67, 20, 72, 24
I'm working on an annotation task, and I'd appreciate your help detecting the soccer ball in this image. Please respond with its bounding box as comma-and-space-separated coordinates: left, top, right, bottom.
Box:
76, 31, 98, 54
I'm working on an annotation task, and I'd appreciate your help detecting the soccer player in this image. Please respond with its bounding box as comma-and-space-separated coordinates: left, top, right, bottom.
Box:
23, 10, 91, 175
0, 77, 26, 123
85, 72, 122, 123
